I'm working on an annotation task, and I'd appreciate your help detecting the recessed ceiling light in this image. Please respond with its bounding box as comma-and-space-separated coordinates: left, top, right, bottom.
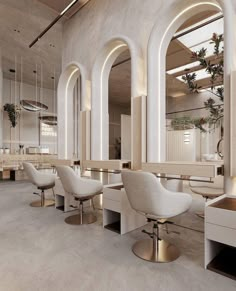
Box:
51, 76, 55, 80
9, 69, 15, 73
49, 44, 55, 48
33, 70, 37, 74
14, 29, 20, 33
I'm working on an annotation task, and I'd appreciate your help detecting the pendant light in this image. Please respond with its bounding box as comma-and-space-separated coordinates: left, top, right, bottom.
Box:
39, 115, 57, 126
38, 67, 57, 127
20, 64, 48, 112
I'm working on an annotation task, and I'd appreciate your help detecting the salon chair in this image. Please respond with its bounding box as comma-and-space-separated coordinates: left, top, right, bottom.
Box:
122, 170, 192, 263
23, 162, 56, 207
56, 166, 103, 225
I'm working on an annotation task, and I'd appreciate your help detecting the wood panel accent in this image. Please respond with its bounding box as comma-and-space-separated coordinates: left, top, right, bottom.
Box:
142, 161, 223, 178
177, 11, 219, 32
210, 197, 236, 211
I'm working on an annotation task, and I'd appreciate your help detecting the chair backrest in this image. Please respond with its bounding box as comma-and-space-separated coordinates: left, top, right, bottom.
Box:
23, 162, 39, 185
56, 166, 78, 194
122, 170, 172, 216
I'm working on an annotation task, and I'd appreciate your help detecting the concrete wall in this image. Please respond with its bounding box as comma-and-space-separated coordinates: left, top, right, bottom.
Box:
2, 78, 57, 153
59, 0, 236, 192
62, 0, 166, 71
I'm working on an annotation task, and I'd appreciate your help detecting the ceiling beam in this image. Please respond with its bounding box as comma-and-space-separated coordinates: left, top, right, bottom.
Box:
29, 0, 90, 48
172, 14, 223, 41
112, 14, 223, 69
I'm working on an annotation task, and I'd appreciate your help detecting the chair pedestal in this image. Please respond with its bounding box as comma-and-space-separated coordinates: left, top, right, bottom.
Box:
30, 190, 55, 207
132, 238, 180, 263
65, 213, 97, 225
30, 199, 55, 207
65, 200, 97, 225
132, 221, 180, 263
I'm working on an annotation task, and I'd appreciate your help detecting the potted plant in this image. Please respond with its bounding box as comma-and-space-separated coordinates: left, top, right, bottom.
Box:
3, 103, 21, 128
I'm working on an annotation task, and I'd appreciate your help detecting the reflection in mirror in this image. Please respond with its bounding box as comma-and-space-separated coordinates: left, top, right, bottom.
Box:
0, 1, 62, 155
166, 11, 224, 163
72, 76, 81, 160
108, 49, 131, 160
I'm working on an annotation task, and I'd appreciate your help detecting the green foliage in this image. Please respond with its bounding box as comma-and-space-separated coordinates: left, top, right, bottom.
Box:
3, 103, 21, 128
171, 116, 194, 130
181, 33, 224, 132
171, 116, 209, 132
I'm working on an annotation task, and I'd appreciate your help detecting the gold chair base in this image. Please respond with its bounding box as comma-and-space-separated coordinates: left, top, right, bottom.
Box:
30, 199, 55, 207
65, 213, 97, 225
132, 239, 180, 263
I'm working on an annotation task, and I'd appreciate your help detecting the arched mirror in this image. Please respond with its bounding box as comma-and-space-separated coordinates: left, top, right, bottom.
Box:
108, 49, 131, 160
166, 11, 224, 163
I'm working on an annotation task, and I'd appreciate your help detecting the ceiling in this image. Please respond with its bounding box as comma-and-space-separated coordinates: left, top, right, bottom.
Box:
0, 2, 222, 104
38, 0, 90, 18
0, 0, 91, 90
0, 0, 64, 90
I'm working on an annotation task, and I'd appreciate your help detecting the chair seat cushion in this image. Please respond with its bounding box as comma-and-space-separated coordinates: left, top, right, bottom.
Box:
34, 173, 56, 188
38, 183, 55, 190
190, 186, 224, 197
72, 178, 103, 198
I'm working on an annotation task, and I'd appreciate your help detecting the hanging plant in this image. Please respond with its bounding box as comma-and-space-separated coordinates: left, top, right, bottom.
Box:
3, 103, 21, 128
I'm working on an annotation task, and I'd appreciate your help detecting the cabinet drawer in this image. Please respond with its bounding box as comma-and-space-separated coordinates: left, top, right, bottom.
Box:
206, 223, 236, 247
206, 206, 236, 230
103, 198, 121, 213
103, 188, 121, 202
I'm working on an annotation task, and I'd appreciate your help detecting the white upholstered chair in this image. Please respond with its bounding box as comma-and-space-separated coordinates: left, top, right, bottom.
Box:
23, 162, 56, 207
122, 170, 192, 263
56, 166, 103, 225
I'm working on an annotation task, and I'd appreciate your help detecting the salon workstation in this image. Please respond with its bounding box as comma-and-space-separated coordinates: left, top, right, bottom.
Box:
1, 1, 236, 291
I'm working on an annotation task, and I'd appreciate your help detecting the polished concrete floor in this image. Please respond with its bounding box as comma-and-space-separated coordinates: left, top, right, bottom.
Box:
0, 181, 236, 291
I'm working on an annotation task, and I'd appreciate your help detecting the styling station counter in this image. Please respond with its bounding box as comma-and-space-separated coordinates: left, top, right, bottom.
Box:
142, 161, 223, 178
53, 160, 131, 212
82, 160, 131, 185
77, 160, 146, 234
0, 154, 78, 181
205, 195, 236, 280
0, 154, 55, 180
